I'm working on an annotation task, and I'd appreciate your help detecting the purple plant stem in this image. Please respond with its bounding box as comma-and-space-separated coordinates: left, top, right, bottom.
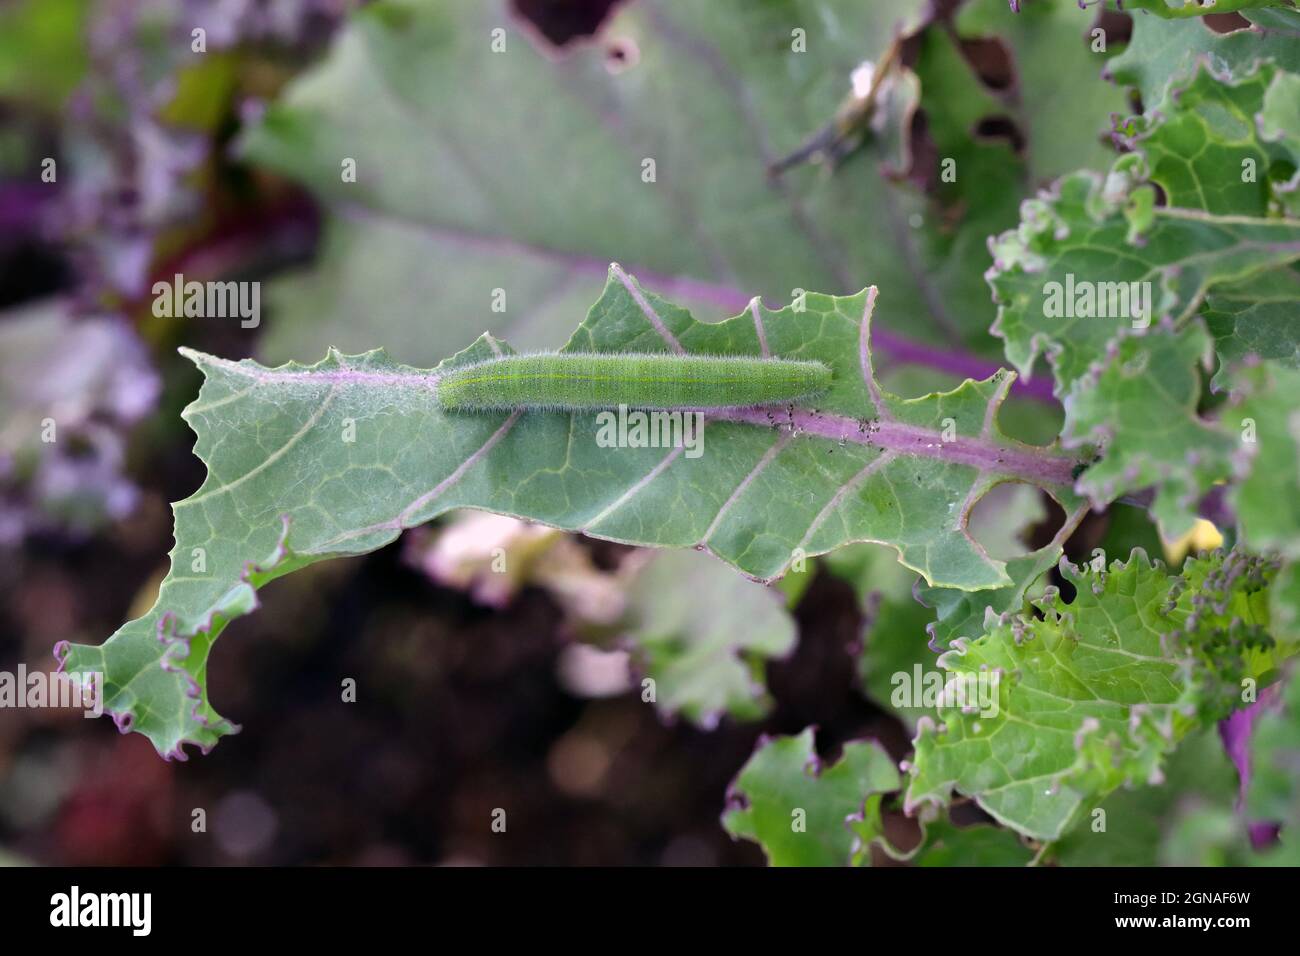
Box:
1218, 681, 1285, 851
697, 406, 1078, 486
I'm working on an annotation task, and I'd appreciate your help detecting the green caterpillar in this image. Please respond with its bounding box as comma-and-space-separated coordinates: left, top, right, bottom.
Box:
437, 352, 832, 411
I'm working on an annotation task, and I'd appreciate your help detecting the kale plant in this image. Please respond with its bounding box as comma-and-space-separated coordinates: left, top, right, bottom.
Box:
34, 0, 1300, 866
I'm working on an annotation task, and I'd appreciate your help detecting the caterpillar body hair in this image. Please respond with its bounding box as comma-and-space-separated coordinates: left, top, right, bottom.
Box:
437, 352, 832, 412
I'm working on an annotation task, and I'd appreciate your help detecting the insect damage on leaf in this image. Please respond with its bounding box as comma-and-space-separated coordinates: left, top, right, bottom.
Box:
63, 264, 1085, 758
905, 548, 1286, 842
723, 728, 903, 866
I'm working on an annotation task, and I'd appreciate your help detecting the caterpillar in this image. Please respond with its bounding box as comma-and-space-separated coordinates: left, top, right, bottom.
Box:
437, 352, 832, 412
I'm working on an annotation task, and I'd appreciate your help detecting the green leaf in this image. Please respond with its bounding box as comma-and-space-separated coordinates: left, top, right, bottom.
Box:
722, 728, 900, 866
1150, 671, 1300, 866
911, 813, 1034, 867
988, 164, 1300, 399
1116, 1, 1299, 22
1063, 322, 1236, 537
1048, 727, 1241, 866
895, 25, 1022, 352
904, 549, 1281, 841
1260, 67, 1300, 216
1229, 362, 1300, 639
1158, 804, 1258, 865
62, 268, 1082, 757
1244, 3, 1300, 27
834, 489, 1085, 730
988, 59, 1300, 531
1230, 362, 1300, 560
1113, 60, 1295, 217
1202, 267, 1300, 392
1097, 501, 1168, 566
0, 0, 89, 109
916, 502, 1087, 653
1273, 561, 1300, 642
619, 549, 796, 728
956, 0, 1128, 183
882, 6, 1128, 365
1106, 11, 1300, 110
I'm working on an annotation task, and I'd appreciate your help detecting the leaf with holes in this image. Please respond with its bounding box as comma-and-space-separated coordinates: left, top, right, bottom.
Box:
60, 267, 1083, 757
1062, 322, 1238, 537
904, 548, 1285, 842
988, 162, 1300, 401
722, 728, 901, 866
1113, 60, 1300, 217
957, 0, 1128, 183
989, 59, 1300, 537
1106, 10, 1300, 111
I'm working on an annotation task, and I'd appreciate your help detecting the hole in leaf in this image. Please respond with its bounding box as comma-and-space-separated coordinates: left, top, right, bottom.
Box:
957, 36, 1015, 92
603, 37, 639, 73
1053, 568, 1078, 607
967, 482, 1065, 561
1022, 491, 1069, 554
1203, 12, 1251, 34
972, 116, 1026, 156
511, 0, 623, 48
899, 111, 940, 192
1091, 8, 1132, 48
